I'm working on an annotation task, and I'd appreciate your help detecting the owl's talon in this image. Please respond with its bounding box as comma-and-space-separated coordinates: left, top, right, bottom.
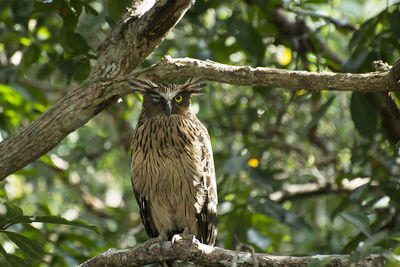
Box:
172, 228, 197, 248
143, 238, 159, 252
144, 232, 167, 253
171, 234, 182, 246
182, 227, 196, 246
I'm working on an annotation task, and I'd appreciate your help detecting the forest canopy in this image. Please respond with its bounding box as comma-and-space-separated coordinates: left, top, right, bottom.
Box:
0, 0, 400, 266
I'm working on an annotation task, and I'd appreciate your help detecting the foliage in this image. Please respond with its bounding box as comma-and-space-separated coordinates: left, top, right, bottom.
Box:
1, 0, 400, 266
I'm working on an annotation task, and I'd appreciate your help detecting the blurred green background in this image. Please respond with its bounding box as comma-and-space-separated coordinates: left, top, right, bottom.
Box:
1, 0, 400, 266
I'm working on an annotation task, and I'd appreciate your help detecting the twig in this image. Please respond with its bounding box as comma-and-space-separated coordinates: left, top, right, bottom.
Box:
235, 236, 259, 267
285, 7, 358, 31
269, 178, 372, 203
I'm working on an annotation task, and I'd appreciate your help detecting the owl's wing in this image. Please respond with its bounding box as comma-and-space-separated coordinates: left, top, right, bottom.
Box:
196, 122, 218, 245
131, 142, 158, 239
132, 188, 158, 238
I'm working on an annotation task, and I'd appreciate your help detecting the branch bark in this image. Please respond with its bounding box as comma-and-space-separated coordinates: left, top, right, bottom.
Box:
135, 56, 400, 91
0, 0, 194, 180
79, 240, 385, 267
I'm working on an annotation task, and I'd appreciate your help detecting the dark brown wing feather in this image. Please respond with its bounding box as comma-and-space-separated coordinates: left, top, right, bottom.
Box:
132, 188, 158, 238
130, 132, 158, 239
195, 120, 218, 245
196, 194, 217, 245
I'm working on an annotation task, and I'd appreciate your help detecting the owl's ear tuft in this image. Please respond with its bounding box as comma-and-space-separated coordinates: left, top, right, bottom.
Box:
182, 77, 207, 95
128, 78, 158, 95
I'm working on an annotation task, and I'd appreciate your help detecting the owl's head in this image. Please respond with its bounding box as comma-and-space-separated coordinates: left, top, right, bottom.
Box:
129, 78, 206, 117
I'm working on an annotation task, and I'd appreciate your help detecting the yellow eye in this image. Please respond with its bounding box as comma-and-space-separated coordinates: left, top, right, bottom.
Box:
174, 95, 183, 103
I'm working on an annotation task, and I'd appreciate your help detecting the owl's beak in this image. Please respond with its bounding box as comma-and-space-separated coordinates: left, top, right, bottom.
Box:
165, 100, 172, 116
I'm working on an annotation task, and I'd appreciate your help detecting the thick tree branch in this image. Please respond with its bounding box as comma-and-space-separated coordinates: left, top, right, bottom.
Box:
79, 239, 385, 267
0, 0, 194, 180
135, 56, 400, 91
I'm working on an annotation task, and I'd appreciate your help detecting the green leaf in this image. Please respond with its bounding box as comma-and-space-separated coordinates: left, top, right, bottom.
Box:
304, 0, 328, 3
36, 62, 55, 79
252, 0, 271, 9
22, 44, 40, 69
341, 232, 364, 253
64, 32, 90, 54
32, 216, 102, 234
394, 91, 400, 102
0, 214, 7, 229
248, 167, 276, 189
250, 198, 311, 230
63, 0, 81, 16
303, 96, 335, 133
330, 197, 351, 220
59, 58, 76, 82
0, 245, 30, 267
0, 215, 31, 230
350, 92, 377, 139
74, 59, 91, 82
83, 3, 99, 16
226, 15, 265, 65
307, 258, 321, 267
307, 256, 342, 266
340, 211, 371, 237
389, 8, 400, 40
382, 184, 400, 208
0, 204, 100, 233
2, 231, 45, 259
247, 228, 270, 250
60, 8, 79, 32
223, 156, 248, 176
34, 0, 63, 13
107, 0, 130, 23
349, 183, 369, 200
0, 202, 28, 229
10, 0, 35, 17
349, 17, 377, 54
344, 49, 369, 73
3, 201, 23, 218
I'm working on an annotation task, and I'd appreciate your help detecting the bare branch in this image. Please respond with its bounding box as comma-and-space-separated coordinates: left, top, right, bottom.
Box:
79, 239, 385, 267
285, 7, 358, 31
135, 56, 400, 92
270, 178, 372, 203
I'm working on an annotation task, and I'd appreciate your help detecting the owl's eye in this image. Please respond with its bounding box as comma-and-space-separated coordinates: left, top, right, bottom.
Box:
174, 95, 183, 103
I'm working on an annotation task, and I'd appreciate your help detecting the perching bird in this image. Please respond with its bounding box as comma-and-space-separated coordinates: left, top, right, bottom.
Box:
128, 78, 217, 248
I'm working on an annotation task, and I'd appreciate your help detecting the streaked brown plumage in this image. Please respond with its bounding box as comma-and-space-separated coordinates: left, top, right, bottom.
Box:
128, 78, 217, 246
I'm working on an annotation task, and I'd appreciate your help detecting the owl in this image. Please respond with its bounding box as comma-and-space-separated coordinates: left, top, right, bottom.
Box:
128, 78, 217, 248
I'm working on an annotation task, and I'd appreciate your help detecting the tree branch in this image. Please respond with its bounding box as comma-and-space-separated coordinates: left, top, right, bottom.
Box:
269, 177, 371, 203
0, 0, 194, 180
284, 7, 358, 31
79, 239, 385, 267
135, 56, 400, 91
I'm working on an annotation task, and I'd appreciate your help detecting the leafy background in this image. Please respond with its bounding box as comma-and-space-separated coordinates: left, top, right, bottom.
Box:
1, 0, 400, 266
